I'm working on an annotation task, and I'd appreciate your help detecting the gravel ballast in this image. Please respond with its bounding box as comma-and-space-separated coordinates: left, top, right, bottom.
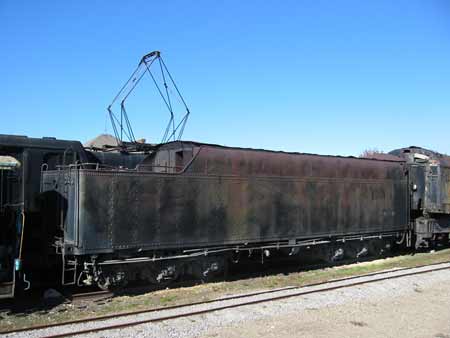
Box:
4, 262, 450, 338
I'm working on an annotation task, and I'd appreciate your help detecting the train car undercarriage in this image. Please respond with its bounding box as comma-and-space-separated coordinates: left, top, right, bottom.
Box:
61, 231, 405, 291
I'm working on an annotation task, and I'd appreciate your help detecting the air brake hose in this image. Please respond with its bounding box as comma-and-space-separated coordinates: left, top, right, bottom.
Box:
18, 210, 25, 261
15, 210, 25, 271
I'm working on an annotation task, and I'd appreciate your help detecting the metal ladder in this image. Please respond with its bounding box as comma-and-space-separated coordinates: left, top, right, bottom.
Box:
62, 254, 77, 286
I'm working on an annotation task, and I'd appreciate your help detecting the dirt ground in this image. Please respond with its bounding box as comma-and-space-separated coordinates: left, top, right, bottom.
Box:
202, 275, 450, 338
2, 250, 450, 334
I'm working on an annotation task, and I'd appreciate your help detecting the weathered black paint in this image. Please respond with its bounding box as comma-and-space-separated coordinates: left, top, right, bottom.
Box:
47, 142, 409, 255
390, 146, 450, 247
0, 134, 150, 297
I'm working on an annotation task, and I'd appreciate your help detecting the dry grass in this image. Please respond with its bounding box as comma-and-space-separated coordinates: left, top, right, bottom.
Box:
1, 249, 449, 332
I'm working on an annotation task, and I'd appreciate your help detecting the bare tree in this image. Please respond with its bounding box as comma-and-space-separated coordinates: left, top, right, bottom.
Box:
359, 148, 385, 158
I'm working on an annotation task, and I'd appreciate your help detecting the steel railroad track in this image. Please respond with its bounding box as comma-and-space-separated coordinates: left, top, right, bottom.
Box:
2, 260, 450, 337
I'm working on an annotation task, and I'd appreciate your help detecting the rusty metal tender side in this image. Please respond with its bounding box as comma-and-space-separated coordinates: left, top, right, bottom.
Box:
42, 141, 409, 289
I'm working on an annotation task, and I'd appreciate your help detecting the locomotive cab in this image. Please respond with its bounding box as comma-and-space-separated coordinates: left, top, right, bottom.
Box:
0, 156, 21, 298
0, 134, 93, 299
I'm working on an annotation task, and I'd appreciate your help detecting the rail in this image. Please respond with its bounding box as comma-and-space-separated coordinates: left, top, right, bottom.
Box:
3, 260, 450, 337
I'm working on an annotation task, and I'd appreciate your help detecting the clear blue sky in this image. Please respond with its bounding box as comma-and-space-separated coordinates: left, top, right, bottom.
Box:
1, 0, 449, 156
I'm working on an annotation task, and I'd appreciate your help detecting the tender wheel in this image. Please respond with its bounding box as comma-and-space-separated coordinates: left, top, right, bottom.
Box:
96, 270, 127, 291
193, 257, 225, 283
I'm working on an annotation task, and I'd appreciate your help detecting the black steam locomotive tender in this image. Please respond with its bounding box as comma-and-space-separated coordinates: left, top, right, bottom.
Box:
1, 133, 450, 297
39, 141, 450, 291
